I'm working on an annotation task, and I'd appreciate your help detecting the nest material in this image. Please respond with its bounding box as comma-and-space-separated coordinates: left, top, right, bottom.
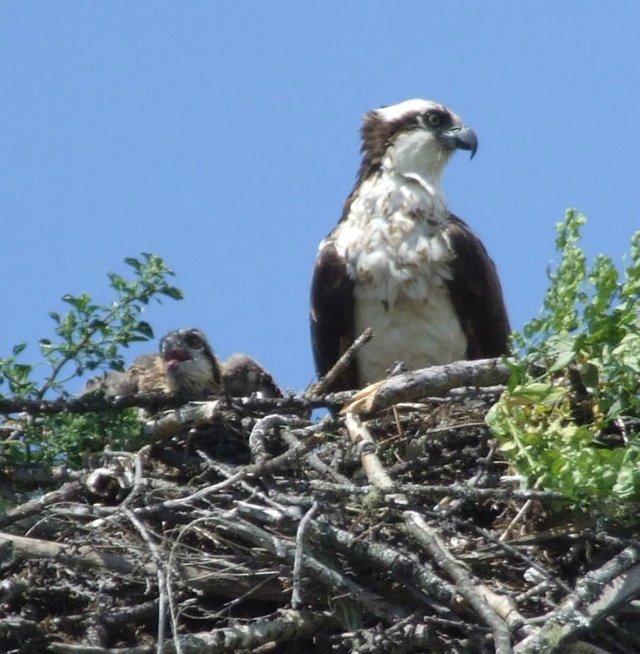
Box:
1, 361, 640, 654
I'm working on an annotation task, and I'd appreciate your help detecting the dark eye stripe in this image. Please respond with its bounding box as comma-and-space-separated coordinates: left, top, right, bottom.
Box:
185, 333, 203, 348
421, 110, 451, 129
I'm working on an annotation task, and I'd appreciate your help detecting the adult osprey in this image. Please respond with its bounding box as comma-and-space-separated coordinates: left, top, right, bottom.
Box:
310, 99, 510, 392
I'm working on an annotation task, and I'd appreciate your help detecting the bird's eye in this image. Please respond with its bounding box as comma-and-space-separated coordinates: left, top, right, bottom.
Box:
185, 333, 202, 348
424, 111, 444, 128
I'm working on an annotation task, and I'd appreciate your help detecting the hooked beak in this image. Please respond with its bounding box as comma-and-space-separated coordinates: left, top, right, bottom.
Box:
439, 125, 478, 159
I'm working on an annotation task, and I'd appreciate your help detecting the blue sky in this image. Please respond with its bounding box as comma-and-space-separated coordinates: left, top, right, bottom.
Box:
2, 2, 639, 394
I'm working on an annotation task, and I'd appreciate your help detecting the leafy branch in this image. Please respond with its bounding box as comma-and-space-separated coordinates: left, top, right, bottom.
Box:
0, 253, 182, 400
487, 209, 640, 511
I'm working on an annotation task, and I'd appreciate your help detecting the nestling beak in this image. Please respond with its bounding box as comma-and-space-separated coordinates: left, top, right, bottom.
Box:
439, 125, 478, 159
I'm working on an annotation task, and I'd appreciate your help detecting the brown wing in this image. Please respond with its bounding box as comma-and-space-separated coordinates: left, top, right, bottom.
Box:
444, 214, 511, 358
81, 353, 167, 397
310, 239, 358, 391
222, 353, 282, 398
129, 353, 169, 394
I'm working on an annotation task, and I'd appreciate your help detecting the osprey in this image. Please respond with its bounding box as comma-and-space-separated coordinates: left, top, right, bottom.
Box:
310, 99, 510, 392
84, 327, 281, 400
159, 327, 223, 398
223, 353, 282, 399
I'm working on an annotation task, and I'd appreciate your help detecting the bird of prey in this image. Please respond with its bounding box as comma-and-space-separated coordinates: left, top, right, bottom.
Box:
84, 328, 281, 400
223, 353, 282, 398
159, 327, 223, 398
310, 99, 510, 392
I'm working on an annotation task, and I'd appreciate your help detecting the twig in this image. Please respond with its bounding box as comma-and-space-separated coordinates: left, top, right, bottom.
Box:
159, 609, 338, 653
344, 412, 394, 492
312, 516, 459, 610
306, 327, 374, 397
0, 391, 187, 416
208, 516, 408, 622
119, 447, 149, 510
343, 357, 510, 414
0, 480, 83, 529
515, 543, 640, 653
116, 432, 322, 517
248, 414, 293, 464
49, 645, 152, 654
309, 480, 564, 503
460, 518, 574, 597
0, 530, 143, 576
292, 501, 319, 608
0, 357, 509, 421
143, 400, 225, 439
280, 430, 355, 486
122, 509, 170, 654
405, 511, 513, 654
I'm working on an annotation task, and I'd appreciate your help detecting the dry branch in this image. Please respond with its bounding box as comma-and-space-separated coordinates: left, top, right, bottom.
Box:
515, 544, 640, 653
161, 609, 338, 653
1, 357, 638, 653
344, 411, 394, 491
343, 357, 510, 414
0, 530, 142, 576
405, 511, 513, 654
306, 327, 374, 397
0, 480, 83, 529
311, 516, 459, 610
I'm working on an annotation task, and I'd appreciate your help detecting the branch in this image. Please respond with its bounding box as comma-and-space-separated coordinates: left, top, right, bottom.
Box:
305, 327, 374, 396
0, 357, 510, 421
0, 480, 83, 529
0, 391, 187, 416
308, 480, 564, 503
49, 644, 152, 654
405, 512, 513, 654
159, 609, 337, 653
344, 411, 394, 491
312, 516, 459, 610
0, 530, 142, 576
515, 543, 640, 653
208, 516, 409, 623
292, 501, 319, 608
343, 357, 511, 414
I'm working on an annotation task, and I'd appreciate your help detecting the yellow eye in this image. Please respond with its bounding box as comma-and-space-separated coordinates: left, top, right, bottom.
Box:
425, 111, 442, 127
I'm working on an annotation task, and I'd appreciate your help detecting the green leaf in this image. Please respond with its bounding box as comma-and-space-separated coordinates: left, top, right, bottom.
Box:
12, 343, 27, 356
160, 286, 183, 300
124, 257, 142, 272
488, 209, 640, 517
0, 251, 183, 403
134, 321, 154, 338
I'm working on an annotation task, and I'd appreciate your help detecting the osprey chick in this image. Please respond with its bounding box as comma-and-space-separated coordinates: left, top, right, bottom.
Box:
310, 99, 510, 391
159, 327, 223, 398
222, 353, 282, 399
84, 328, 281, 401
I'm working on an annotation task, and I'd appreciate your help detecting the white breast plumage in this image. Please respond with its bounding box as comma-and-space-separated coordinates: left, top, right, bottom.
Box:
332, 170, 467, 384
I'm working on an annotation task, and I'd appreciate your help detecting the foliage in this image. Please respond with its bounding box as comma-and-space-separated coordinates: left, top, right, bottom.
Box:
0, 253, 182, 466
0, 253, 182, 400
487, 210, 640, 510
9, 409, 148, 468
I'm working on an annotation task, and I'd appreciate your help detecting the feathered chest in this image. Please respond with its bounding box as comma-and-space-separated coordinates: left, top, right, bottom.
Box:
329, 172, 466, 383
333, 173, 454, 303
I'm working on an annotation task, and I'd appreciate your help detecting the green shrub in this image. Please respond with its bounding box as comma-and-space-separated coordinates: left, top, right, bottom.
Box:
487, 210, 640, 509
0, 253, 182, 465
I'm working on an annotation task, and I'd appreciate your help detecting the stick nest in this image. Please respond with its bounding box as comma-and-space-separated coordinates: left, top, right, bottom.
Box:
1, 367, 640, 653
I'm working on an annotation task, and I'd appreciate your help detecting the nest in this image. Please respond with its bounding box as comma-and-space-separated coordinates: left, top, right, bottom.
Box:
1, 359, 640, 654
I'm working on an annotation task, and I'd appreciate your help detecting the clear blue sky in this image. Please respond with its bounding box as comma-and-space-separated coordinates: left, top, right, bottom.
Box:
2, 2, 639, 393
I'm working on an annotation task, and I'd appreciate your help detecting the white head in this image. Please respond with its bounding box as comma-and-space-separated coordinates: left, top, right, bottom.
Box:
358, 99, 477, 184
